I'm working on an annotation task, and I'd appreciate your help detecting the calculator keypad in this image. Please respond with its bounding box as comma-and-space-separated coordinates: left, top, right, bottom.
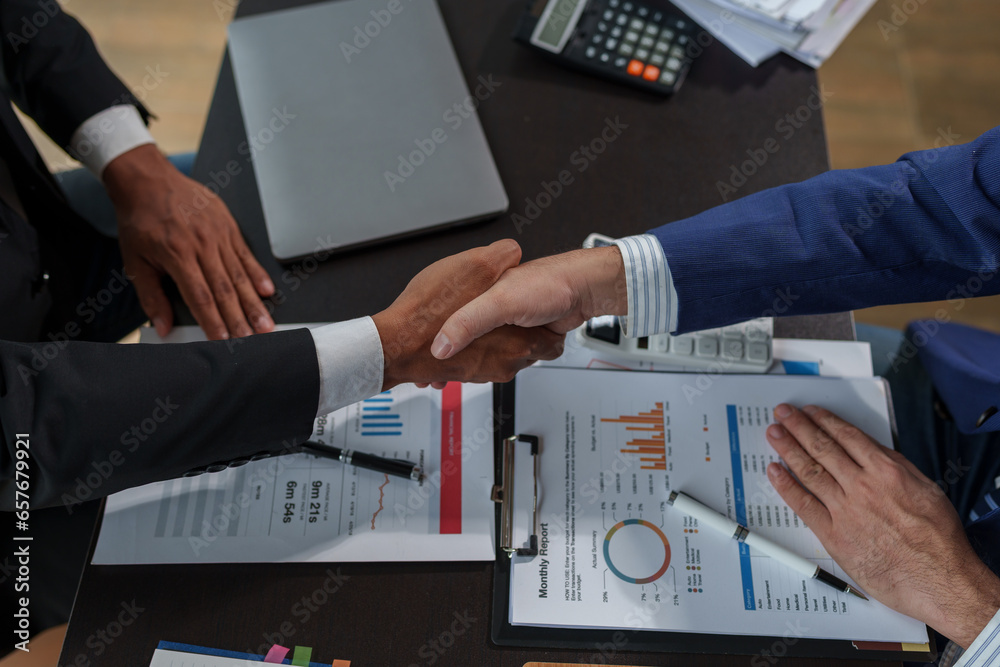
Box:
571, 0, 694, 93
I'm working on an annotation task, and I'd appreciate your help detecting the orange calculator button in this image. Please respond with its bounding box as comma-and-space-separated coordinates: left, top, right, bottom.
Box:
643, 65, 661, 81
627, 59, 644, 76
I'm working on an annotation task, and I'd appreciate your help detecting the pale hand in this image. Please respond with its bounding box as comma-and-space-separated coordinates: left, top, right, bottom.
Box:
372, 239, 566, 390
431, 245, 628, 360
766, 403, 1000, 648
104, 144, 275, 340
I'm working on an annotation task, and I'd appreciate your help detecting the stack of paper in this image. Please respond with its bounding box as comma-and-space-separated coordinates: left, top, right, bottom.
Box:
671, 0, 877, 67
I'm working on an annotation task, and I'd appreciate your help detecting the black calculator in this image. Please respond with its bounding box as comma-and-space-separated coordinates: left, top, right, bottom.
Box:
513, 0, 698, 95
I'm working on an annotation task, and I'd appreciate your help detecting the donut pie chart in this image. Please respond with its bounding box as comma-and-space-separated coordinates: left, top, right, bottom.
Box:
603, 519, 671, 584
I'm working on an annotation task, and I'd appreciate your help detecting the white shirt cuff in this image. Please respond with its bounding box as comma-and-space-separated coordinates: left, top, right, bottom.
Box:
69, 105, 155, 177
953, 607, 1000, 666
310, 317, 384, 417
612, 234, 678, 337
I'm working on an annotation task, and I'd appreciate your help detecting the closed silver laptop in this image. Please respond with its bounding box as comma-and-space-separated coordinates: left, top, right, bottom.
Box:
228, 0, 508, 260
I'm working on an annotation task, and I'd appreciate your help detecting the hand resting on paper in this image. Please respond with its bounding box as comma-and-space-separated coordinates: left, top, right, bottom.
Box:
765, 403, 1000, 648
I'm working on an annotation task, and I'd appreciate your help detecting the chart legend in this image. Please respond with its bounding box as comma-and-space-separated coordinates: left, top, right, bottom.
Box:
602, 402, 666, 470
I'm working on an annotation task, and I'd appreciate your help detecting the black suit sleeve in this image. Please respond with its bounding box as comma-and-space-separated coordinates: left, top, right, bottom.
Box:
0, 0, 149, 148
0, 329, 321, 510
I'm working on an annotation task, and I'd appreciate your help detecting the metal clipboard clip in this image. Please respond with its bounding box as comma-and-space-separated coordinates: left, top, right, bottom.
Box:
491, 434, 540, 559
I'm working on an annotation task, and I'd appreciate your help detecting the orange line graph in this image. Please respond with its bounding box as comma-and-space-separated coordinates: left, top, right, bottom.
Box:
370, 474, 390, 530
602, 403, 667, 470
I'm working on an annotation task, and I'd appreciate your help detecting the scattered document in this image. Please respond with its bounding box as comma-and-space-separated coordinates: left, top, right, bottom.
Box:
673, 0, 877, 67
508, 367, 927, 643
149, 641, 340, 666
94, 325, 495, 564
672, 0, 780, 65
149, 650, 254, 667
150, 649, 288, 667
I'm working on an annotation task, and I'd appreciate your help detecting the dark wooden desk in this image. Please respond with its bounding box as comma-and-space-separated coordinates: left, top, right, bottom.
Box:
60, 0, 885, 664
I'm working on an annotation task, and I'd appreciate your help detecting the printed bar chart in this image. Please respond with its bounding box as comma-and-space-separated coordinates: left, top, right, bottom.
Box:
602, 402, 666, 470
361, 390, 403, 436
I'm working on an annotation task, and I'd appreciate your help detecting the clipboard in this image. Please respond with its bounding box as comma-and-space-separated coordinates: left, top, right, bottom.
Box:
488, 377, 937, 661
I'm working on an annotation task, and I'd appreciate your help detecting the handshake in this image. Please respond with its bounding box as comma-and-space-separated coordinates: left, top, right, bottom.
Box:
369, 239, 630, 391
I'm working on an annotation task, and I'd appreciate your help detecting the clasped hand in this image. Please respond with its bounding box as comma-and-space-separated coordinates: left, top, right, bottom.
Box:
371, 239, 565, 390
430, 244, 628, 360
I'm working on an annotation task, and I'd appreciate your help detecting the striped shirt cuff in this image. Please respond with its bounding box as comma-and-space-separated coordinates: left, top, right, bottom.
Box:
954, 607, 1000, 667
612, 234, 677, 337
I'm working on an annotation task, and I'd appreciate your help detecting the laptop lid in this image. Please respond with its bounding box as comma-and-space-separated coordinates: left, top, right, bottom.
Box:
228, 0, 508, 261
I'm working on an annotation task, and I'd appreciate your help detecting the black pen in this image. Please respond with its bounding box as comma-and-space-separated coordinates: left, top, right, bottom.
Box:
297, 440, 424, 482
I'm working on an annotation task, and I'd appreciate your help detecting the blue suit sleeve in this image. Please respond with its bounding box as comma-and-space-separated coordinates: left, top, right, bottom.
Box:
649, 127, 1000, 333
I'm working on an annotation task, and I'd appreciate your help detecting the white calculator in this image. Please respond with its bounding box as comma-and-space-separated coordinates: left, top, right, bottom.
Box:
578, 315, 774, 372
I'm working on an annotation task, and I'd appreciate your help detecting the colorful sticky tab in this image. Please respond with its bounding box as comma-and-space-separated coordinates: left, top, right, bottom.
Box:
263, 645, 290, 663
291, 645, 313, 666
332, 660, 351, 667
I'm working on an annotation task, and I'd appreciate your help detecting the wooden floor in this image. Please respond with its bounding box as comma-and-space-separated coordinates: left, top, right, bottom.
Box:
23, 0, 1000, 334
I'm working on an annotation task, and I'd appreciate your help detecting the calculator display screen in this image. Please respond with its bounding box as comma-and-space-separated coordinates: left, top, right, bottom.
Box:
535, 0, 585, 50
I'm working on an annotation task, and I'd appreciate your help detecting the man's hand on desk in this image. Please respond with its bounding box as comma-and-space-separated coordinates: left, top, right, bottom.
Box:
103, 144, 276, 341
430, 245, 628, 360
372, 239, 566, 389
765, 404, 1000, 648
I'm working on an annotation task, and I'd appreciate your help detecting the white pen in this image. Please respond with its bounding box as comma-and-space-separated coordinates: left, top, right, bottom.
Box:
667, 490, 868, 601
